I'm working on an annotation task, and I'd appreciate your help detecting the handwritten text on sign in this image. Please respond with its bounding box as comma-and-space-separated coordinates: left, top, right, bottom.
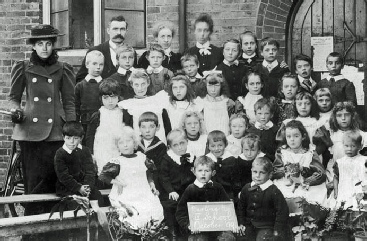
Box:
187, 202, 238, 232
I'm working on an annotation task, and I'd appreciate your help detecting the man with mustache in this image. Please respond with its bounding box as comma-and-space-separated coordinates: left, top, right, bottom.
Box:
76, 15, 137, 82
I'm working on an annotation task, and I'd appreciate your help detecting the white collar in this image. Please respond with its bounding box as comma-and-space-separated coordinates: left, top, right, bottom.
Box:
251, 179, 273, 190
298, 75, 314, 83
194, 179, 213, 188
326, 74, 344, 82
62, 144, 82, 154
205, 94, 225, 102
147, 65, 164, 74
109, 40, 117, 50
242, 52, 256, 59
223, 59, 239, 66
85, 74, 102, 83
254, 121, 274, 130
167, 149, 194, 165
196, 41, 211, 49
143, 139, 153, 147
164, 48, 172, 56
262, 60, 279, 70
117, 67, 135, 75
239, 151, 265, 160
189, 73, 202, 81
206, 151, 232, 162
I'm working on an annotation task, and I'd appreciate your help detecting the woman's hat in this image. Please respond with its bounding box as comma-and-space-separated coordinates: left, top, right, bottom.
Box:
22, 24, 64, 39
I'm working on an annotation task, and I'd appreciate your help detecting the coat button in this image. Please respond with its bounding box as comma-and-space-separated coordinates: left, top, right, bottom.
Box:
47, 97, 52, 102
33, 118, 38, 122
48, 79, 52, 83
34, 97, 39, 102
32, 78, 37, 83
48, 118, 53, 123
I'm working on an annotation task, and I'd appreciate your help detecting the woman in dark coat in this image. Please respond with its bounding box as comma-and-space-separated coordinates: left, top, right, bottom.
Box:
8, 24, 76, 215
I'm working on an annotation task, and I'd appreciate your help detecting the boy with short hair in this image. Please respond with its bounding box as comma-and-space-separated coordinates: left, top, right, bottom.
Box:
105, 45, 136, 100
75, 50, 104, 139
254, 37, 290, 98
176, 156, 236, 241
294, 54, 318, 94
137, 111, 167, 195
54, 121, 103, 206
316, 52, 356, 105
237, 157, 289, 240
181, 53, 206, 98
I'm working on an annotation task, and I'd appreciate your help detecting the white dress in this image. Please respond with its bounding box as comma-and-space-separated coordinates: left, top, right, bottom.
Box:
200, 95, 230, 135
94, 106, 125, 175
108, 152, 164, 228
238, 93, 263, 125
226, 134, 242, 157
165, 99, 204, 129
187, 134, 208, 157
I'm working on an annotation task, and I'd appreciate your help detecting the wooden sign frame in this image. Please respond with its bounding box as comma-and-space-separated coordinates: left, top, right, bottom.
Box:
187, 202, 238, 232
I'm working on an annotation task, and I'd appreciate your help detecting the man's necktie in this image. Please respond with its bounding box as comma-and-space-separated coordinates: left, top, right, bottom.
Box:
304, 78, 312, 90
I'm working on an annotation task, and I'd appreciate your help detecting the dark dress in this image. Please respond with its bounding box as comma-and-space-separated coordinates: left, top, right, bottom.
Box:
138, 50, 182, 73
186, 44, 223, 73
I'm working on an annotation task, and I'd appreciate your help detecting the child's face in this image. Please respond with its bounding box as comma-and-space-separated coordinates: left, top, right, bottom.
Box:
169, 136, 188, 156
184, 116, 200, 138
172, 80, 187, 101
131, 78, 149, 97
147, 50, 164, 68
208, 139, 226, 158
230, 118, 247, 139
336, 109, 352, 131
343, 138, 361, 157
295, 60, 312, 78
63, 135, 82, 151
285, 127, 304, 150
326, 56, 343, 76
251, 164, 270, 185
282, 77, 298, 100
86, 56, 104, 77
242, 142, 260, 160
255, 105, 272, 125
206, 82, 221, 98
241, 35, 257, 56
223, 42, 239, 63
118, 52, 134, 70
194, 164, 213, 184
102, 95, 119, 110
260, 44, 278, 63
117, 136, 135, 155
194, 21, 211, 44
139, 121, 159, 141
246, 75, 263, 95
317, 95, 332, 113
156, 27, 173, 50
182, 60, 199, 78
296, 98, 312, 117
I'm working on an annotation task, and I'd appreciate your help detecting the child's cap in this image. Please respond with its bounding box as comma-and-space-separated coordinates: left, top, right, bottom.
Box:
62, 121, 84, 137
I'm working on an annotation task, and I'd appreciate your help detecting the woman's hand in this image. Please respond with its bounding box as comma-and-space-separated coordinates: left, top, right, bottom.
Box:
169, 192, 179, 201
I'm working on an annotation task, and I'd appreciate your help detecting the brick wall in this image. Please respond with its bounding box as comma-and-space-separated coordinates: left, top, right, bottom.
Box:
0, 0, 41, 189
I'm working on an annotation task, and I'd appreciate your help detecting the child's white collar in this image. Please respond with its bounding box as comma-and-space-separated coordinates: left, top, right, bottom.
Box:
167, 149, 194, 165
239, 151, 265, 160
147, 65, 164, 74
118, 67, 135, 75
262, 59, 279, 69
85, 74, 102, 83
206, 151, 232, 162
251, 179, 273, 190
194, 179, 213, 188
164, 48, 172, 56
254, 121, 274, 130
327, 74, 344, 81
62, 144, 82, 154
242, 52, 256, 59
223, 59, 239, 66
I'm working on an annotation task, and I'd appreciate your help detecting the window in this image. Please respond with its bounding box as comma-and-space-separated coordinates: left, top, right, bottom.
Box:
43, 0, 146, 49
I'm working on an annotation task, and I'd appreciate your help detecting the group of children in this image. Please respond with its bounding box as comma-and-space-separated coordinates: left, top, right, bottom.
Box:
53, 13, 367, 241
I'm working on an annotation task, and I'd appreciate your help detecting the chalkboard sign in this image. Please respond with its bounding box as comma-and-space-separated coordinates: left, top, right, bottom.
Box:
187, 202, 238, 232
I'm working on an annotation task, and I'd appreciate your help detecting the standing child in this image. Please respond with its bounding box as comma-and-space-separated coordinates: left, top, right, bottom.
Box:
316, 52, 356, 105
294, 54, 318, 94
247, 98, 279, 161
159, 129, 196, 239
181, 54, 206, 97
238, 31, 261, 70
333, 130, 367, 208
75, 50, 104, 140
186, 13, 223, 73
216, 39, 249, 100
146, 43, 174, 94
254, 37, 290, 98
105, 45, 136, 100
99, 126, 163, 229
181, 111, 208, 157
273, 120, 327, 206
236, 71, 264, 125
54, 122, 103, 206
237, 157, 289, 240
226, 113, 248, 157
176, 156, 236, 241
273, 73, 300, 126
314, 88, 333, 127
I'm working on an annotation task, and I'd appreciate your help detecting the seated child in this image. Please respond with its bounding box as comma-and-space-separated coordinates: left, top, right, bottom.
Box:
181, 54, 206, 98
176, 156, 236, 241
226, 113, 248, 157
294, 54, 318, 94
247, 98, 279, 161
237, 157, 289, 240
54, 121, 103, 206
146, 43, 174, 94
136, 112, 167, 196
75, 50, 104, 139
181, 111, 208, 157
99, 126, 163, 229
159, 129, 196, 239
237, 133, 265, 187
105, 45, 136, 100
316, 52, 356, 105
